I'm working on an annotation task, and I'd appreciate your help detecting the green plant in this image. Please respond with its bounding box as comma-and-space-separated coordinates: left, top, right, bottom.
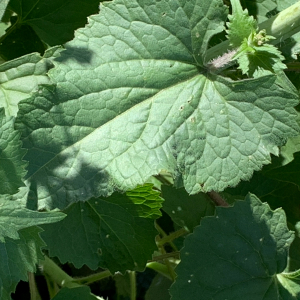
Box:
1, 0, 300, 299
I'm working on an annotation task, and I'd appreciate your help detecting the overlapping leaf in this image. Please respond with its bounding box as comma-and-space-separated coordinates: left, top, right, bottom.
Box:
15, 0, 299, 210
0, 51, 56, 116
0, 198, 65, 242
162, 186, 215, 232
170, 194, 296, 299
41, 185, 162, 273
0, 226, 46, 300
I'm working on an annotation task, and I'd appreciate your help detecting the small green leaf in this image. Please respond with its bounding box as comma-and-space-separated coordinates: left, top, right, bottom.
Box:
0, 226, 46, 300
236, 40, 286, 77
0, 198, 65, 242
226, 0, 257, 47
41, 185, 162, 273
170, 194, 295, 300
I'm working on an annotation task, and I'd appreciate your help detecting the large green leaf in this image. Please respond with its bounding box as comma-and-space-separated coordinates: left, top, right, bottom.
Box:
15, 0, 299, 210
7, 0, 101, 46
0, 226, 46, 300
0, 108, 27, 195
0, 51, 55, 116
41, 185, 162, 272
170, 194, 296, 299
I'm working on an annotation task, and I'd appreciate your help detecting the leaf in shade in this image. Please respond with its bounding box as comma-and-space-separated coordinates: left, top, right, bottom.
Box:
41, 185, 162, 273
162, 185, 215, 232
170, 194, 295, 300
0, 227, 46, 300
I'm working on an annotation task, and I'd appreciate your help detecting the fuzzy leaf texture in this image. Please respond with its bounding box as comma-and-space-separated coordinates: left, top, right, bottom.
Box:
0, 51, 55, 117
41, 184, 162, 273
170, 194, 297, 300
236, 37, 286, 77
15, 0, 299, 210
226, 0, 257, 47
0, 108, 27, 195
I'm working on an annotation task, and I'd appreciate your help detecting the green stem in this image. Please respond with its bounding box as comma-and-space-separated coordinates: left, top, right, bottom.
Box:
28, 272, 42, 300
73, 270, 112, 285
156, 228, 188, 247
155, 222, 178, 251
39, 256, 81, 289
150, 251, 180, 262
205, 2, 300, 63
44, 273, 60, 299
146, 262, 174, 281
129, 271, 136, 300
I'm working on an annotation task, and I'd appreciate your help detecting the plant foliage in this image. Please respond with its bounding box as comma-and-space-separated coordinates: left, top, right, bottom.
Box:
0, 0, 300, 299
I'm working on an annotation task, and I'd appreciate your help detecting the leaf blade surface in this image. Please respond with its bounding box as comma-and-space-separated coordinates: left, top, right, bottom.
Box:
15, 0, 299, 209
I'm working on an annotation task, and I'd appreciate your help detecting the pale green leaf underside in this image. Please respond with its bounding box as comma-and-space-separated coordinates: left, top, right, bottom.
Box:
0, 52, 53, 117
41, 185, 161, 272
16, 0, 299, 209
170, 194, 295, 300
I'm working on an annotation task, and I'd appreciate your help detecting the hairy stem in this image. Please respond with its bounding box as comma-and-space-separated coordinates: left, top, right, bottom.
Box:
207, 191, 229, 207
